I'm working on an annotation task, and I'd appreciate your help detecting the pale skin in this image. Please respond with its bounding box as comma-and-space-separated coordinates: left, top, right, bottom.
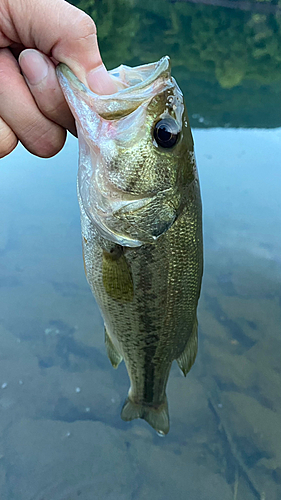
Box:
0, 0, 117, 159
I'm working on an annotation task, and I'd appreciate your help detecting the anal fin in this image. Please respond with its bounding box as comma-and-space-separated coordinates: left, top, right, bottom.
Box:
176, 317, 198, 376
105, 327, 123, 368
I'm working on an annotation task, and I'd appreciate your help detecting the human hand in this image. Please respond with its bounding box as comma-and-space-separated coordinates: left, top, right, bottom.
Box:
0, 0, 117, 158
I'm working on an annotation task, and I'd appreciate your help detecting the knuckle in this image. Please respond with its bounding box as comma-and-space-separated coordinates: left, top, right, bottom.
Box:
30, 126, 66, 158
71, 11, 97, 42
0, 71, 12, 97
65, 6, 97, 42
0, 49, 19, 95
0, 123, 18, 158
29, 82, 76, 133
41, 97, 67, 122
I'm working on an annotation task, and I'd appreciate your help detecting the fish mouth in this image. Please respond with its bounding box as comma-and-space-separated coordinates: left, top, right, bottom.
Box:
56, 56, 173, 119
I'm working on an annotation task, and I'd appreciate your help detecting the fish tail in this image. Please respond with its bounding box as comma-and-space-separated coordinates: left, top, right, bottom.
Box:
121, 396, 169, 436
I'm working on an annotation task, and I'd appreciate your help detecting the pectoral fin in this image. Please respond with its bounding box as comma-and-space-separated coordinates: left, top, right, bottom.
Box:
176, 317, 198, 376
105, 327, 123, 368
102, 247, 134, 303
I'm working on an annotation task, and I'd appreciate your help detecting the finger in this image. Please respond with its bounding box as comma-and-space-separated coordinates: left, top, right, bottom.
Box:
19, 49, 76, 136
0, 116, 18, 158
2, 0, 118, 94
0, 48, 66, 157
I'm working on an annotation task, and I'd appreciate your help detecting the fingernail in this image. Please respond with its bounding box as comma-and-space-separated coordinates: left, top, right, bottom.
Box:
19, 49, 48, 86
87, 65, 118, 95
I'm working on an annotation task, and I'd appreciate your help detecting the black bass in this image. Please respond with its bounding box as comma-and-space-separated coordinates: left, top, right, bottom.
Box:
57, 57, 203, 435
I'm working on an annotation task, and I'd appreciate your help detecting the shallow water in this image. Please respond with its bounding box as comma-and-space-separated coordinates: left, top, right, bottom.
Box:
0, 1, 281, 499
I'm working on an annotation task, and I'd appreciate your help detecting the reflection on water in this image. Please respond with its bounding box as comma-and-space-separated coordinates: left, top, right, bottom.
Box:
70, 0, 281, 128
0, 1, 281, 499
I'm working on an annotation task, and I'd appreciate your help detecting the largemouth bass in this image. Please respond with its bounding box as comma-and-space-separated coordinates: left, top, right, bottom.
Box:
57, 57, 203, 435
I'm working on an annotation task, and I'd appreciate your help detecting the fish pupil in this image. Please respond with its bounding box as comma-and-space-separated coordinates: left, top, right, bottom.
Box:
153, 118, 179, 148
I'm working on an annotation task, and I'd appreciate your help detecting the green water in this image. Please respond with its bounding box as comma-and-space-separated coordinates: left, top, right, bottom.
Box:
0, 1, 280, 499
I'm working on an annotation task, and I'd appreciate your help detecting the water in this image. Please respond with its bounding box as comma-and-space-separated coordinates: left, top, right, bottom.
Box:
0, 1, 280, 499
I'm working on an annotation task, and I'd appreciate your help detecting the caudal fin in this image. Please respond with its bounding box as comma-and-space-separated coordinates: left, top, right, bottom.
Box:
121, 396, 169, 436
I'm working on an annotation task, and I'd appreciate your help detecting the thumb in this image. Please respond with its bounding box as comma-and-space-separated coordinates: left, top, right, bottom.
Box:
4, 0, 117, 94
50, 5, 118, 94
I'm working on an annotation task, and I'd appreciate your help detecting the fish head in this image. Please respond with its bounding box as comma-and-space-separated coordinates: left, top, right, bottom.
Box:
57, 57, 196, 247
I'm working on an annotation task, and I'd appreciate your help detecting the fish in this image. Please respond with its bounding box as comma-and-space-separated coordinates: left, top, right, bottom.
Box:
56, 57, 203, 435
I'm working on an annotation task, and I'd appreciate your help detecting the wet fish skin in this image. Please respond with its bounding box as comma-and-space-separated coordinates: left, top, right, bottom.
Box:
57, 57, 203, 435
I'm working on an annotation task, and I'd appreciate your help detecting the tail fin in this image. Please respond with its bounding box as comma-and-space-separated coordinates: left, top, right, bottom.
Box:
121, 396, 169, 436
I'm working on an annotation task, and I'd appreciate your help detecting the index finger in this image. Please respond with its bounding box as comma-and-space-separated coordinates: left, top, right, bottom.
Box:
1, 0, 117, 94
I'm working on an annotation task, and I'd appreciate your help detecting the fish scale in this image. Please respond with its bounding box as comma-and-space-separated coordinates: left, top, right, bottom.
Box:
57, 56, 203, 435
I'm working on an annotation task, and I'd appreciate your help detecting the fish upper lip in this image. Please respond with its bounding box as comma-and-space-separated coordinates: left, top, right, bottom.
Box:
56, 56, 177, 121
107, 56, 171, 96
56, 56, 175, 105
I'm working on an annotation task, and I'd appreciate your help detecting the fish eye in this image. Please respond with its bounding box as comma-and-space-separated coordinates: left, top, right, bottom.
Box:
153, 118, 180, 149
